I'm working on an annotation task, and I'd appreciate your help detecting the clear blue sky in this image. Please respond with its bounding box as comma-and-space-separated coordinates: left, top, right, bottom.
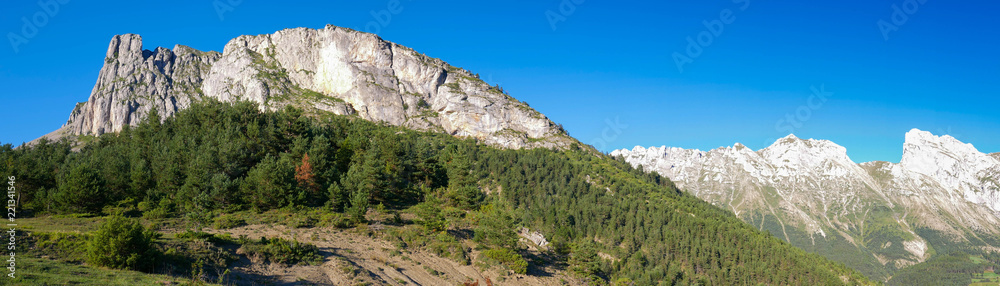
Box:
1, 0, 997, 163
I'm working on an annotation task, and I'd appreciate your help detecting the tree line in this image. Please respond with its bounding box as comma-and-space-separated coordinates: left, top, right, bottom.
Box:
0, 100, 873, 285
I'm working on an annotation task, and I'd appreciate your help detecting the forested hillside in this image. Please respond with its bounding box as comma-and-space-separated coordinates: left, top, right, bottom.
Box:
2, 100, 874, 285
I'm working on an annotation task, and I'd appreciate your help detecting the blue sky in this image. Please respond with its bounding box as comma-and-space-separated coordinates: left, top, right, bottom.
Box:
1, 0, 997, 163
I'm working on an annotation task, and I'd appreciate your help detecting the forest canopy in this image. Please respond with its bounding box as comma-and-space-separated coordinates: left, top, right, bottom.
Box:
0, 100, 873, 285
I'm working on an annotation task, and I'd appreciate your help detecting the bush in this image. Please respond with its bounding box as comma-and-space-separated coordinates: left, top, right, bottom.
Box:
482, 248, 528, 274
86, 215, 159, 270
318, 212, 355, 229
286, 214, 317, 228
237, 237, 322, 265
213, 214, 247, 229
385, 225, 469, 264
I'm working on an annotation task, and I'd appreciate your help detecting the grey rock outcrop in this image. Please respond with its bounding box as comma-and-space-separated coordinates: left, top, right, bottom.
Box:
66, 34, 220, 135
54, 26, 572, 149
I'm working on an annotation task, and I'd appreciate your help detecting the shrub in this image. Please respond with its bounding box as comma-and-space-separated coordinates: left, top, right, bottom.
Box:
213, 214, 247, 229
319, 212, 355, 228
86, 215, 159, 270
237, 237, 322, 265
286, 214, 317, 228
482, 248, 528, 274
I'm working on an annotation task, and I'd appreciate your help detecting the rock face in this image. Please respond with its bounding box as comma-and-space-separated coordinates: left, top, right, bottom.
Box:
899, 130, 1000, 213
55, 26, 571, 149
66, 34, 220, 136
612, 129, 1000, 280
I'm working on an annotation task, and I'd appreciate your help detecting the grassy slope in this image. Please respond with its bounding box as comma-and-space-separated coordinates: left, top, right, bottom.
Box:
12, 212, 578, 286
7, 257, 209, 286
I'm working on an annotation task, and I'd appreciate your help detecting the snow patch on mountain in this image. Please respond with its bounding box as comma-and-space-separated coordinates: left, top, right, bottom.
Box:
900, 129, 1000, 213
612, 129, 1000, 270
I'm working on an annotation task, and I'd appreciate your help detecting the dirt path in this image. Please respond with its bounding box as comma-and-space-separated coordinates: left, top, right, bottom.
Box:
203, 224, 580, 285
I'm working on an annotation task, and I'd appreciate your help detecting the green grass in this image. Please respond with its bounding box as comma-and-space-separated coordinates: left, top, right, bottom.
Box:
18, 216, 104, 233
8, 257, 216, 285
971, 270, 1000, 286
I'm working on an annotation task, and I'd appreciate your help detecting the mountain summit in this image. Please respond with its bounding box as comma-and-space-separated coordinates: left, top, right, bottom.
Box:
41, 26, 573, 149
612, 130, 1000, 280
900, 129, 1000, 212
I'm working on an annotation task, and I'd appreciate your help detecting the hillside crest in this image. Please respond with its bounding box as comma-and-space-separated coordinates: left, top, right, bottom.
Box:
45, 25, 572, 149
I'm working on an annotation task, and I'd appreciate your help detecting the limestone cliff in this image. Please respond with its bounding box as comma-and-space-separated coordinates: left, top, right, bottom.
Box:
51, 25, 572, 149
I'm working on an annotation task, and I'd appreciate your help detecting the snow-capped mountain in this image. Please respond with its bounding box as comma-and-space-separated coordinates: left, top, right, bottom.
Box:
611, 129, 1000, 280
899, 130, 1000, 213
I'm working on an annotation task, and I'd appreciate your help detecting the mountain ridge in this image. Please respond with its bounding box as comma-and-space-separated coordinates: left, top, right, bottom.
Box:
612, 129, 1000, 280
39, 25, 573, 150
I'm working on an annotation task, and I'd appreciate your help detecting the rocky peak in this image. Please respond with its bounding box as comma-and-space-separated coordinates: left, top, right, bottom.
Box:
759, 134, 856, 176
899, 129, 1000, 213
901, 128, 987, 177
48, 26, 572, 149
63, 33, 220, 137
900, 129, 992, 181
106, 34, 143, 62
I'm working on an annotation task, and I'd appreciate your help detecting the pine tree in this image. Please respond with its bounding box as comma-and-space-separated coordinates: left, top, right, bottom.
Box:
56, 163, 105, 214
295, 153, 319, 203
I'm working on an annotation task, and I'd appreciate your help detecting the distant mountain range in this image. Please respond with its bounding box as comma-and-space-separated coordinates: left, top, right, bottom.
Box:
612, 129, 1000, 280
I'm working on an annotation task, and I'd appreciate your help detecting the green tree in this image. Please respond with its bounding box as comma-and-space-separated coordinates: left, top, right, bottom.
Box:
348, 190, 370, 223
413, 200, 447, 232
569, 241, 603, 282
55, 163, 105, 214
473, 203, 519, 249
87, 215, 159, 270
241, 154, 296, 210
327, 182, 348, 212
